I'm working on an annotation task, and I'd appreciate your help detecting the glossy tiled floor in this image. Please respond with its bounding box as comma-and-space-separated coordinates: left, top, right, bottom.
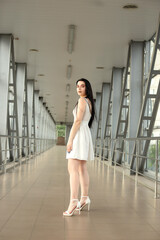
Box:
0, 145, 160, 240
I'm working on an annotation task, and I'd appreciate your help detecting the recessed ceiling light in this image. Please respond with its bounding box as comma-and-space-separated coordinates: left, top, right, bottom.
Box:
29, 49, 39, 52
123, 4, 138, 9
66, 84, 70, 92
68, 25, 76, 54
96, 67, 104, 69
37, 74, 45, 76
67, 64, 72, 79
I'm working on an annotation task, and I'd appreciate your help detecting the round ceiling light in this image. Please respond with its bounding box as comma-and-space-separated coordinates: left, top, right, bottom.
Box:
29, 49, 39, 52
37, 74, 45, 76
123, 4, 138, 9
96, 67, 104, 69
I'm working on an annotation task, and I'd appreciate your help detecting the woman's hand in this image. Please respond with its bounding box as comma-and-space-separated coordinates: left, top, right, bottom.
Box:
67, 141, 73, 153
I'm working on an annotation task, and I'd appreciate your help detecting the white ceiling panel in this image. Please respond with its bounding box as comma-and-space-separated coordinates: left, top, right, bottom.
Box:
0, 0, 160, 122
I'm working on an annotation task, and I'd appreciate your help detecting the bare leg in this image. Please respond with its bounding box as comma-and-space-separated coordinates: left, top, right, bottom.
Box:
64, 158, 80, 213
79, 160, 89, 205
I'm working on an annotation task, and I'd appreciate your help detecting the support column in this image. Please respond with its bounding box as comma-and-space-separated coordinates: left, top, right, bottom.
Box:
34, 90, 40, 138
16, 63, 26, 157
0, 34, 11, 165
38, 97, 44, 152
143, 41, 151, 137
34, 90, 40, 153
94, 92, 101, 156
111, 68, 123, 160
129, 41, 144, 166
100, 83, 110, 158
27, 80, 34, 156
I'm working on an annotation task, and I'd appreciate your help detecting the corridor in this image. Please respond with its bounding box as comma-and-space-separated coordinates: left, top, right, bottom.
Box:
0, 146, 160, 240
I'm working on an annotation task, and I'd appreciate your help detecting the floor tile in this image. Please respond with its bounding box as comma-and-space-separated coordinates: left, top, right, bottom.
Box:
0, 146, 159, 240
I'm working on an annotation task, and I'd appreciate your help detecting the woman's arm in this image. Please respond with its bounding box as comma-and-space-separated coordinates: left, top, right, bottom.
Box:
68, 97, 86, 143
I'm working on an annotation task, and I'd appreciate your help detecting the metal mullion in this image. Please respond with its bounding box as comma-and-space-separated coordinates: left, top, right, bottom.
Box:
130, 16, 160, 173
103, 70, 114, 160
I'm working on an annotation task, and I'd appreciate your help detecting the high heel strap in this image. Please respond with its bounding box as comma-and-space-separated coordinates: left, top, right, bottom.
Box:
63, 200, 81, 216
77, 201, 81, 215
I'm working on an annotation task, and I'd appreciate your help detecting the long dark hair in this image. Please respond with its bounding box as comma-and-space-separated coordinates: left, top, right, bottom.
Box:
75, 78, 95, 128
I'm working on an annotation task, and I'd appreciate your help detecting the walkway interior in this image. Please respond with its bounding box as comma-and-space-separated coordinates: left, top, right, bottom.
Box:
0, 146, 160, 240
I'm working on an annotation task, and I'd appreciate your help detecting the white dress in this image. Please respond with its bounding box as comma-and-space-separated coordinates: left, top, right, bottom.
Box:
66, 98, 94, 161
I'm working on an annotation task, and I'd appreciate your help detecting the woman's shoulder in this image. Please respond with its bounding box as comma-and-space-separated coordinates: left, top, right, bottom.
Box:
85, 98, 91, 106
78, 97, 91, 109
78, 97, 88, 106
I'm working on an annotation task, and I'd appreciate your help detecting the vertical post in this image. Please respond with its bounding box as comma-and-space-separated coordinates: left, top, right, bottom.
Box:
3, 137, 8, 173
13, 137, 17, 170
154, 139, 159, 199
102, 139, 105, 161
25, 137, 28, 162
135, 140, 139, 186
122, 139, 125, 177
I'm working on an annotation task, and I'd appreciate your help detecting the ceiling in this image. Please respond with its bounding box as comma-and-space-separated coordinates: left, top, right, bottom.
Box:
0, 0, 160, 123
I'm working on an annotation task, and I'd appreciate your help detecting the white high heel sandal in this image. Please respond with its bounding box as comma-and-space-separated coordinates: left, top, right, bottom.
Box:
63, 199, 81, 216
76, 196, 91, 211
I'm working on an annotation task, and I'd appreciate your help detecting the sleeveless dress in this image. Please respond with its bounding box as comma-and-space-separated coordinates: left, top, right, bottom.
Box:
66, 98, 94, 161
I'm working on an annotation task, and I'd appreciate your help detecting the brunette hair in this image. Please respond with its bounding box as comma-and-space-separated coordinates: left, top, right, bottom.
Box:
75, 78, 96, 128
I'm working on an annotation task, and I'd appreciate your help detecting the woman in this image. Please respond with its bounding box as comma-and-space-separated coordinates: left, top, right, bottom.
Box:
63, 78, 95, 217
